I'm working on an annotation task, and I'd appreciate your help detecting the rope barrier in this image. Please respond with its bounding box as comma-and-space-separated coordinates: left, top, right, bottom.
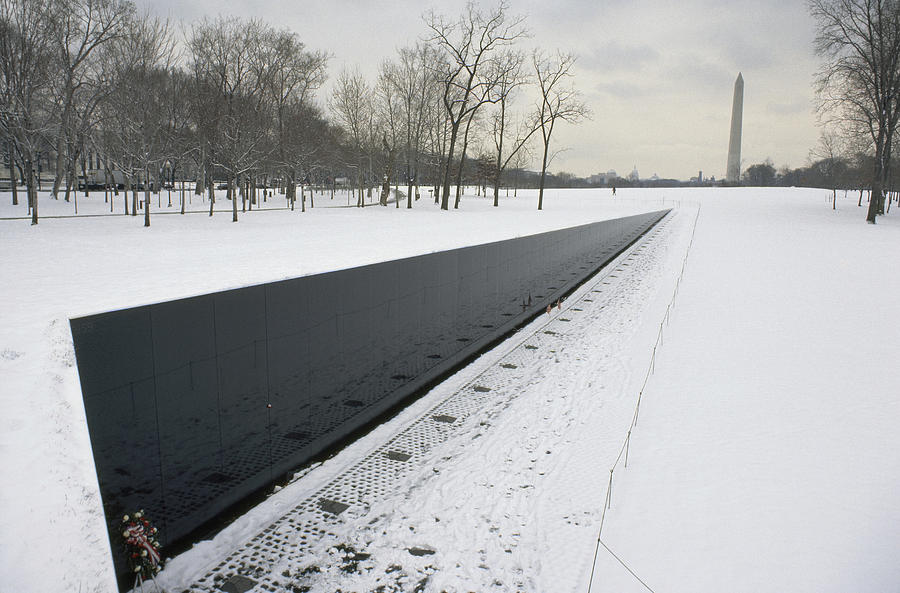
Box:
586, 202, 701, 593
624, 430, 631, 468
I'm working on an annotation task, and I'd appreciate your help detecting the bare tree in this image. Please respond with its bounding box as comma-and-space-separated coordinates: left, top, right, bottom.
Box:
0, 0, 56, 224
453, 106, 483, 207
811, 127, 848, 208
387, 43, 437, 208
189, 17, 272, 222
425, 0, 527, 210
375, 58, 403, 206
330, 66, 371, 207
532, 50, 589, 210
163, 68, 196, 215
98, 12, 175, 227
810, 0, 900, 223
48, 0, 132, 200
488, 49, 537, 206
265, 28, 327, 211
423, 88, 451, 204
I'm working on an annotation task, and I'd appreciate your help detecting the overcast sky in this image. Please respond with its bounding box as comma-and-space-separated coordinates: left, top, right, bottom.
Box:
139, 0, 821, 180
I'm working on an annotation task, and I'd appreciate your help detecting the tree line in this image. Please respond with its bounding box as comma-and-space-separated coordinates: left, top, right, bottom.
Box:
735, 153, 899, 211
0, 0, 588, 226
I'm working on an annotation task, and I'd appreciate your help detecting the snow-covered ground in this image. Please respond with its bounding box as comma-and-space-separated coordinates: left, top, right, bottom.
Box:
1, 186, 898, 593
598, 189, 900, 593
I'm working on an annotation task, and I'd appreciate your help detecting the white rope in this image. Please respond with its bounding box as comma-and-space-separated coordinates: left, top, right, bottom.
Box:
598, 538, 657, 593
586, 203, 701, 593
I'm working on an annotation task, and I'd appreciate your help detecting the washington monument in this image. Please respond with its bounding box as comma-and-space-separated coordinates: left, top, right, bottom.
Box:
726, 72, 743, 183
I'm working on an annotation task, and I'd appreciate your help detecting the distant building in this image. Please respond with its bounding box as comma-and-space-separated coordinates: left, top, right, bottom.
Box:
588, 169, 618, 185
628, 166, 639, 182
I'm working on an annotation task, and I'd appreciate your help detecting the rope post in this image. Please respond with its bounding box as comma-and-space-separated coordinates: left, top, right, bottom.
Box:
634, 392, 642, 427
625, 430, 632, 468
607, 469, 614, 509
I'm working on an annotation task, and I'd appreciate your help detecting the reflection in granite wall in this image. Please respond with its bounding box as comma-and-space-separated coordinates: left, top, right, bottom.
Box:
70, 210, 668, 580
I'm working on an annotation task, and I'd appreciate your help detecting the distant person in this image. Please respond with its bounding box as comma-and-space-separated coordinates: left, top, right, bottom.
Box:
546, 304, 552, 315
612, 186, 616, 196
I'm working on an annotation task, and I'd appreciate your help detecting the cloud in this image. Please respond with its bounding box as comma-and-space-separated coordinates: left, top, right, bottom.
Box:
766, 100, 813, 116
590, 78, 658, 100
579, 41, 660, 74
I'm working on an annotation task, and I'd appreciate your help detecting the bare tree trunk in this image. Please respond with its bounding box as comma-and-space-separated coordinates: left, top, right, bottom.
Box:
455, 110, 479, 209
105, 163, 118, 197
144, 166, 151, 227
441, 123, 460, 210
288, 172, 296, 211
51, 142, 64, 199
64, 160, 73, 203
26, 158, 38, 225
81, 154, 89, 197
230, 177, 238, 222
537, 142, 549, 210
492, 162, 502, 207
878, 144, 892, 215
867, 143, 883, 223
407, 167, 413, 209
123, 176, 132, 215
103, 167, 111, 210
9, 144, 18, 206
131, 174, 138, 215
240, 174, 246, 212
208, 176, 215, 216
380, 173, 390, 206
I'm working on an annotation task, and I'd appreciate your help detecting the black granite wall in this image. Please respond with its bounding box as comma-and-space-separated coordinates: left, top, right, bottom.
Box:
69, 209, 668, 579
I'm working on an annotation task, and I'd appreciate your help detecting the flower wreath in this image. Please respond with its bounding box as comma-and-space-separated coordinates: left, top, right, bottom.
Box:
121, 510, 163, 580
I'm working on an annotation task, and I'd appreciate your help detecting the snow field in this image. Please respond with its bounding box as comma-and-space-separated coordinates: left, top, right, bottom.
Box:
597, 188, 900, 593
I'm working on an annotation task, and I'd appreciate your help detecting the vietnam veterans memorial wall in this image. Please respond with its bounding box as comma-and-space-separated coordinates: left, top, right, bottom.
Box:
69, 209, 669, 581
